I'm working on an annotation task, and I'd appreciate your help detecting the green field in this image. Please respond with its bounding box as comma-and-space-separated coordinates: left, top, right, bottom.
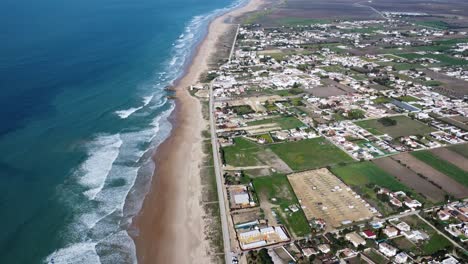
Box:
422, 234, 452, 255
331, 161, 426, 215
355, 115, 435, 138
411, 150, 468, 187
399, 53, 468, 66
376, 61, 422, 71
269, 137, 353, 171
230, 105, 254, 115
247, 116, 305, 130
397, 95, 420, 102
223, 137, 265, 167
373, 97, 392, 104
415, 20, 451, 30
252, 174, 311, 237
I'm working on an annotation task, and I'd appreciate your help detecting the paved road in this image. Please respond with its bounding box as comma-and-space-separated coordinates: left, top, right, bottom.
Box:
210, 83, 234, 264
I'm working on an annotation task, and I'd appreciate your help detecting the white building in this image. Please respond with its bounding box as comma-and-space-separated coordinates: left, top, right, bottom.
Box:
379, 242, 397, 257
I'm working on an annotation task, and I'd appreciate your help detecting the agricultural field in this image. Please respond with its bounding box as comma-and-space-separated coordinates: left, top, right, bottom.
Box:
270, 137, 354, 171
252, 173, 311, 238
372, 157, 446, 203
398, 53, 468, 66
246, 116, 305, 130
448, 143, 468, 159
392, 153, 468, 199
354, 115, 435, 138
411, 150, 468, 187
330, 161, 427, 215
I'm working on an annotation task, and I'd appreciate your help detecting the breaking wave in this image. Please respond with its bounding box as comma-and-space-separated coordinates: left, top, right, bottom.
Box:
45, 0, 247, 263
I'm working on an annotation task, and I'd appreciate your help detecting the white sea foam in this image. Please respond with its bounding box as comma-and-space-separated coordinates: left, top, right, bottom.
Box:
78, 134, 122, 200
45, 242, 100, 264
114, 94, 155, 119
45, 0, 247, 262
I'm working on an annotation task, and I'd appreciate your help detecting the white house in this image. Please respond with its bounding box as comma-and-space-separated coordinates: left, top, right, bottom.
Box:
379, 242, 397, 257
395, 252, 408, 263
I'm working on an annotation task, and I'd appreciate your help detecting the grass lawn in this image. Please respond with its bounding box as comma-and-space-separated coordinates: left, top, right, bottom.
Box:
247, 116, 305, 130
269, 137, 353, 171
223, 137, 265, 167
252, 173, 311, 237
331, 161, 426, 215
354, 115, 435, 138
411, 150, 468, 187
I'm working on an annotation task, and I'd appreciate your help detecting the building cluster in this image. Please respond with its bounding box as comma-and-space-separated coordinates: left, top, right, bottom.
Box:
205, 16, 468, 264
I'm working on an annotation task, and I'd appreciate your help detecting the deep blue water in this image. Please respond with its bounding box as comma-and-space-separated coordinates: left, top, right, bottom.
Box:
0, 0, 238, 263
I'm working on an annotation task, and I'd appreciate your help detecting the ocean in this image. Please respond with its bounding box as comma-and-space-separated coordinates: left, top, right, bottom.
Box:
0, 0, 240, 263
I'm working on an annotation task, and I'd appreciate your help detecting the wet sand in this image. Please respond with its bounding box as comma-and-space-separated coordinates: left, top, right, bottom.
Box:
132, 0, 265, 263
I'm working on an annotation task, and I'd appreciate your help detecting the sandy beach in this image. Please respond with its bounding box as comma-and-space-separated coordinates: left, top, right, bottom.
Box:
132, 0, 264, 263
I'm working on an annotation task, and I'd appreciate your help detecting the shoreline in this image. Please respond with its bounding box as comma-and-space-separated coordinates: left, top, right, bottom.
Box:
131, 0, 265, 263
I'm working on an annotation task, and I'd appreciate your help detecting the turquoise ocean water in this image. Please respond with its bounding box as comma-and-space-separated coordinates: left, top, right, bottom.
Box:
0, 0, 241, 263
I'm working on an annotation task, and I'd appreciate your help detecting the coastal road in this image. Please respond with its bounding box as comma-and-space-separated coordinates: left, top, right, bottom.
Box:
209, 82, 234, 264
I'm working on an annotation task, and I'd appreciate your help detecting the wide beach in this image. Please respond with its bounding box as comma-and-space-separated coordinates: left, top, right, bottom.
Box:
132, 0, 265, 263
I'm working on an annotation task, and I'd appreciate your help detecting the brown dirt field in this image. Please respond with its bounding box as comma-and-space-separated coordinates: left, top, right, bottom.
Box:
372, 157, 446, 203
287, 168, 375, 230
369, 0, 468, 19
392, 153, 468, 199
306, 79, 355, 97
430, 147, 468, 172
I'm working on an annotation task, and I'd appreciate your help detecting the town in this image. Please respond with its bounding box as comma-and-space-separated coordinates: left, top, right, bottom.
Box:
197, 5, 468, 264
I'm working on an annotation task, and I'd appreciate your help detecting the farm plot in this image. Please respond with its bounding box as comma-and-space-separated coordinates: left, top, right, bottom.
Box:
372, 157, 446, 203
330, 161, 426, 215
354, 115, 435, 138
448, 143, 468, 159
287, 168, 375, 230
392, 153, 468, 199
411, 150, 468, 187
429, 147, 468, 172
